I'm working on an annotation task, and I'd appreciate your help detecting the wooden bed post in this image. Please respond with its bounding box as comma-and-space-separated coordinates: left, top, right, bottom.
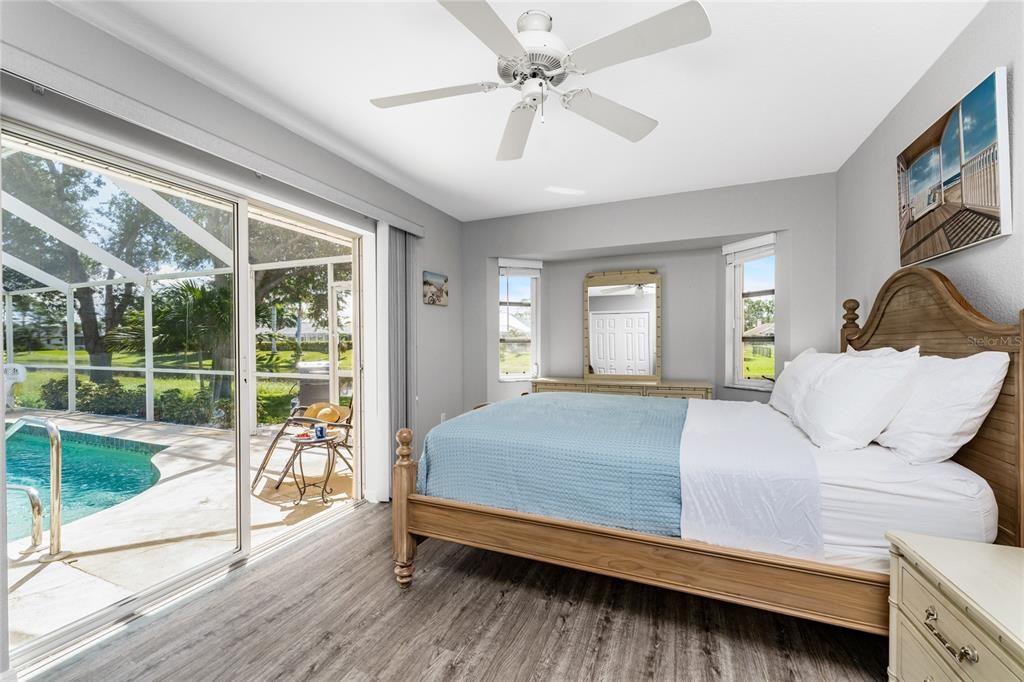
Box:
393, 428, 416, 588
1017, 309, 1024, 546
841, 299, 860, 351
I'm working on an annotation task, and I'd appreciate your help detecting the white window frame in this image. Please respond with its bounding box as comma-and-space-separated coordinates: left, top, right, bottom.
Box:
723, 234, 776, 391
497, 259, 541, 382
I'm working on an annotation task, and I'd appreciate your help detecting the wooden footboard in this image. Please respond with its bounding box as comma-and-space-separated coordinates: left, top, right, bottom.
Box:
391, 430, 890, 634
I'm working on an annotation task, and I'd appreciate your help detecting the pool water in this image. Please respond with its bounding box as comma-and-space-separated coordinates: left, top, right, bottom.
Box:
5, 426, 162, 541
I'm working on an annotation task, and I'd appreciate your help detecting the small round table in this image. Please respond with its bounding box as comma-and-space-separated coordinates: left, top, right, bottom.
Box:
274, 432, 346, 504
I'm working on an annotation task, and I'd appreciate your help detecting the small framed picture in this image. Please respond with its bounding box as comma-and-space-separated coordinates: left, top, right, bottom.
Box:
423, 271, 448, 306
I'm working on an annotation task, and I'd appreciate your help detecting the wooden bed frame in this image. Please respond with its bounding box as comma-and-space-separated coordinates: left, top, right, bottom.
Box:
392, 267, 1023, 635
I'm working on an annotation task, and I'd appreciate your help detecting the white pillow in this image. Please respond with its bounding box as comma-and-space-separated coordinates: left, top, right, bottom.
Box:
768, 348, 841, 418
878, 352, 1010, 464
794, 347, 920, 450
846, 346, 900, 357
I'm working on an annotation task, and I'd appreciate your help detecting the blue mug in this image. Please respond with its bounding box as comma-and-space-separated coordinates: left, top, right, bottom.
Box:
314, 424, 327, 439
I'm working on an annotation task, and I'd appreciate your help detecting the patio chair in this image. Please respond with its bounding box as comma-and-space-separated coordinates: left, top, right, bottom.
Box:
251, 401, 354, 492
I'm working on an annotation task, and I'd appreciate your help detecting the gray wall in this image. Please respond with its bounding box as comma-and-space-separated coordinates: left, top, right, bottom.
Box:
462, 174, 838, 408
837, 1, 1024, 324
0, 1, 464, 461
548, 252, 716, 384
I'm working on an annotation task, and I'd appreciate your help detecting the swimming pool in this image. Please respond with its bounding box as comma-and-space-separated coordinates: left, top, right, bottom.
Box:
5, 425, 164, 541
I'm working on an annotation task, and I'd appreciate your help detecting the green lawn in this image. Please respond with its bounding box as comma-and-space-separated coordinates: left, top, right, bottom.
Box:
13, 372, 317, 425
12, 348, 352, 370
12, 368, 66, 408
499, 350, 532, 376
11, 348, 354, 425
13, 370, 232, 406
743, 343, 775, 381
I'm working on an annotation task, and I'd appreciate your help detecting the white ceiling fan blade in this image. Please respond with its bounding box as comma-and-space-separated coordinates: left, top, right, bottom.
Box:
565, 1, 711, 75
595, 285, 634, 295
561, 90, 658, 142
371, 82, 498, 108
496, 103, 536, 161
438, 0, 526, 59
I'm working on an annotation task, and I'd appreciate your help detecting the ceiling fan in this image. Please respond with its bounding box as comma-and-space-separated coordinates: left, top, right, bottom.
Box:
371, 1, 712, 160
594, 283, 656, 297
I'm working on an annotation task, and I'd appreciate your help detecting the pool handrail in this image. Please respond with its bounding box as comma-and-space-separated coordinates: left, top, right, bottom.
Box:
6, 484, 42, 548
5, 416, 62, 556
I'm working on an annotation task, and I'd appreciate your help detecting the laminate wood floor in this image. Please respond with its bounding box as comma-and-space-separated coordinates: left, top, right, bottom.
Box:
45, 504, 887, 681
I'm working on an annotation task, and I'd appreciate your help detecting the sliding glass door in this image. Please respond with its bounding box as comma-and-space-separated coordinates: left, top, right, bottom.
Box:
247, 207, 361, 547
2, 116, 366, 672
2, 125, 248, 662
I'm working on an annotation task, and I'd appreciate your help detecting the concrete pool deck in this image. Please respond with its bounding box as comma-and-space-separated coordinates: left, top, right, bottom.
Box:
5, 410, 357, 647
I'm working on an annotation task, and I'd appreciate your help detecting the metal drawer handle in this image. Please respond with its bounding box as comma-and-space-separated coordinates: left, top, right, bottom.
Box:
924, 606, 980, 664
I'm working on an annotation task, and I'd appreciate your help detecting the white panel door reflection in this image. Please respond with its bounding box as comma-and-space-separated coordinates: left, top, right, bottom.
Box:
590, 312, 650, 375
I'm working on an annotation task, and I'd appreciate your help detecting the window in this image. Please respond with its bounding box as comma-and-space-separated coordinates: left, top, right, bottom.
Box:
724, 235, 775, 390
498, 260, 541, 380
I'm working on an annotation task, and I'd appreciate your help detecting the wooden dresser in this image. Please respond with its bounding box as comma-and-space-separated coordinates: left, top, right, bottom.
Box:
887, 531, 1024, 681
531, 377, 714, 400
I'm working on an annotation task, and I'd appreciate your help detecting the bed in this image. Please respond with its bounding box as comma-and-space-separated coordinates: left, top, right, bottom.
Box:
392, 267, 1024, 634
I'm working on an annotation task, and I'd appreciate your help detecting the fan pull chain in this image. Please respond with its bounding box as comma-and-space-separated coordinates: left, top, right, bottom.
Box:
540, 82, 545, 124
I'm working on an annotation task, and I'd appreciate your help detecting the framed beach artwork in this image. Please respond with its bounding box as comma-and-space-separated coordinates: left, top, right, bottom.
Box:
896, 67, 1012, 266
423, 270, 448, 306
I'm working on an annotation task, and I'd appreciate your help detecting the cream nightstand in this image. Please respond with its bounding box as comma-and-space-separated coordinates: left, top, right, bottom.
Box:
887, 532, 1024, 681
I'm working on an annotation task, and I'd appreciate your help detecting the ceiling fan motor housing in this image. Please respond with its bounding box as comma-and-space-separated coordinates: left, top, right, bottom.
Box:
497, 10, 568, 88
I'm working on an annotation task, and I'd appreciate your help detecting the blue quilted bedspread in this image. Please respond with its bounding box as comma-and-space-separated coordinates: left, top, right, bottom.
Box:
417, 392, 688, 536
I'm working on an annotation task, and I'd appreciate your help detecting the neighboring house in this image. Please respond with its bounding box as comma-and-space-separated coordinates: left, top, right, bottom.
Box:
38, 323, 66, 349
499, 310, 531, 336
254, 325, 331, 343
742, 322, 774, 339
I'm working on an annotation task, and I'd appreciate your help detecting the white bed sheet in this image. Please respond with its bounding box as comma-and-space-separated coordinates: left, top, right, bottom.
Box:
680, 401, 998, 573
817, 445, 997, 572
679, 400, 823, 559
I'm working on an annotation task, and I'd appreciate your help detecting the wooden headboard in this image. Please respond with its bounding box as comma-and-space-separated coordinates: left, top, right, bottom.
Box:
841, 267, 1024, 547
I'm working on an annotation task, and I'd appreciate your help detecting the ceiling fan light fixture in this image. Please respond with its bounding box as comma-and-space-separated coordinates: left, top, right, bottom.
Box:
372, 1, 712, 160
517, 9, 553, 33
545, 185, 586, 196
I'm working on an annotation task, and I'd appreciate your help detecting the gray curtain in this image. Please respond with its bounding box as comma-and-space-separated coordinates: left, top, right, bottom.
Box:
388, 227, 409, 463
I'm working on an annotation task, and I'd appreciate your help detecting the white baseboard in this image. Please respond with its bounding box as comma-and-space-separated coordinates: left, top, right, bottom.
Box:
1, 668, 19, 682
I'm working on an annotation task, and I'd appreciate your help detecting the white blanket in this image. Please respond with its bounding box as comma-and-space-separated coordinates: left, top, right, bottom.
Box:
679, 400, 824, 559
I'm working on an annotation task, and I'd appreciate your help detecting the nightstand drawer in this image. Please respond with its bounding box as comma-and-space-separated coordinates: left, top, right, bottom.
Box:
897, 620, 958, 682
899, 565, 1020, 681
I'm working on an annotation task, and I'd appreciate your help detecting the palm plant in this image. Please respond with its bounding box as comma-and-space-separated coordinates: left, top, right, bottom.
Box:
107, 278, 234, 399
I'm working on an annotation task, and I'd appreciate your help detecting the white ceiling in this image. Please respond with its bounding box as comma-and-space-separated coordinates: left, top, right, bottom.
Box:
63, 1, 985, 222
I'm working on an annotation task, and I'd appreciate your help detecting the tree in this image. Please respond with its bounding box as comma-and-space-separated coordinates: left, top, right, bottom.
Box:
2, 150, 228, 381
107, 279, 234, 399
4, 147, 351, 396
743, 297, 775, 332
249, 216, 347, 328
106, 278, 314, 400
